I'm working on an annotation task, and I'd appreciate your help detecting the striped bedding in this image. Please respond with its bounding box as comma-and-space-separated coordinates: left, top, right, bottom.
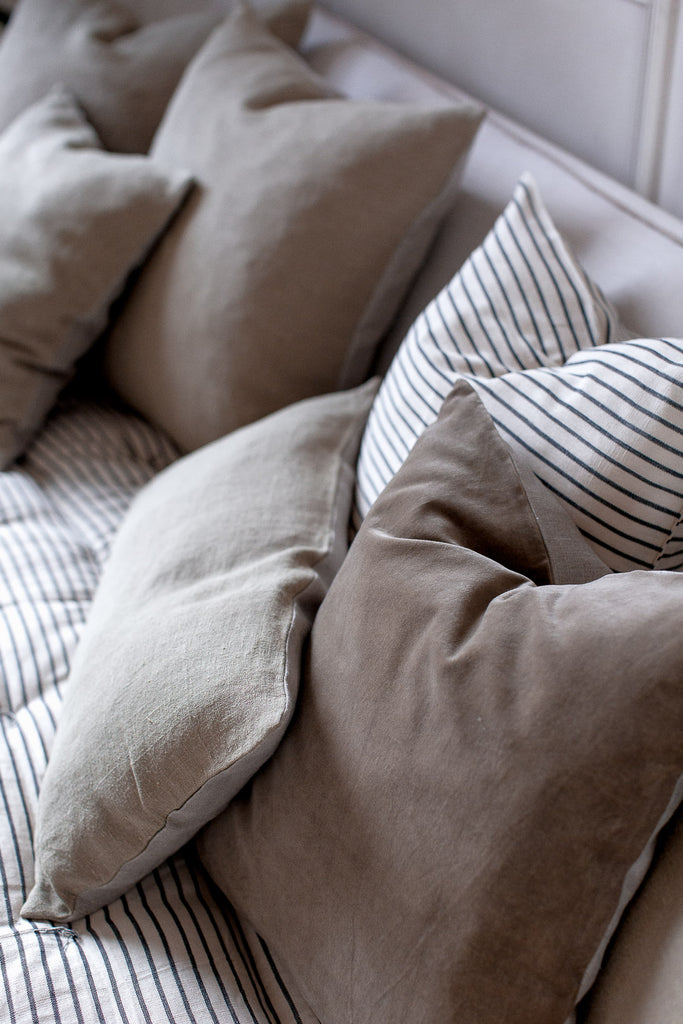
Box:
353, 173, 620, 523
469, 336, 683, 572
0, 395, 314, 1024
353, 173, 683, 575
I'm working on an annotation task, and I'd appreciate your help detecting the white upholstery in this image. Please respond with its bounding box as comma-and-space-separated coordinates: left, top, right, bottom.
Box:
303, 9, 683, 369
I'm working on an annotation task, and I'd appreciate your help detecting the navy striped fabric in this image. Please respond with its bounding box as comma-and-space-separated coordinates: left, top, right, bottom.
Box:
471, 337, 683, 572
354, 173, 620, 521
0, 397, 314, 1024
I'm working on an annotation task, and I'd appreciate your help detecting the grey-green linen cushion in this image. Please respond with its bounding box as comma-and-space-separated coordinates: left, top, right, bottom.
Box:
21, 378, 378, 924
0, 0, 311, 153
198, 379, 683, 1024
103, 2, 484, 453
0, 86, 192, 469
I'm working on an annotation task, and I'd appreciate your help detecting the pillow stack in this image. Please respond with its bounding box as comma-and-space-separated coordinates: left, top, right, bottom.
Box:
13, 0, 486, 922
11, 9, 683, 1024
0, 0, 484, 465
0, 0, 224, 467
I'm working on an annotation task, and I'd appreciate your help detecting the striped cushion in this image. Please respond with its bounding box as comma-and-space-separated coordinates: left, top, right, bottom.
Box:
354, 173, 620, 520
471, 337, 683, 572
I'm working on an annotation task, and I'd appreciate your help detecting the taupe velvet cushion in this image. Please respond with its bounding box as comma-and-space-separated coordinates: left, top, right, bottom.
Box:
21, 379, 377, 924
578, 807, 683, 1024
104, 3, 484, 453
0, 0, 312, 154
0, 87, 192, 469
198, 379, 683, 1024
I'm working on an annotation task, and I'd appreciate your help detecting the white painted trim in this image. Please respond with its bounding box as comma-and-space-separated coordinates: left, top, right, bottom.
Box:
634, 0, 678, 197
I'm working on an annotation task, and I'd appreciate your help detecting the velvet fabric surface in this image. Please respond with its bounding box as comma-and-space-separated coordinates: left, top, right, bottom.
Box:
199, 380, 683, 1024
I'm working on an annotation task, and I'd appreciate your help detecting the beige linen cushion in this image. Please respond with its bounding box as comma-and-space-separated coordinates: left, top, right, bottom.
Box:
21, 379, 377, 924
0, 86, 193, 469
103, 3, 484, 453
0, 0, 220, 153
198, 380, 683, 1024
0, 0, 311, 153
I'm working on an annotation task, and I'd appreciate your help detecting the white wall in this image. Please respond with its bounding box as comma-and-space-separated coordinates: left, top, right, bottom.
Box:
324, 0, 682, 217
3, 0, 675, 214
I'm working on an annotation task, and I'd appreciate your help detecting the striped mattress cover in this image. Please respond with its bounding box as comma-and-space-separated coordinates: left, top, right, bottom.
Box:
0, 396, 315, 1024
